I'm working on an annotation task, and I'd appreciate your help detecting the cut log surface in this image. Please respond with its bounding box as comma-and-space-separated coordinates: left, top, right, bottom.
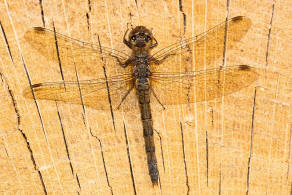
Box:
0, 0, 291, 194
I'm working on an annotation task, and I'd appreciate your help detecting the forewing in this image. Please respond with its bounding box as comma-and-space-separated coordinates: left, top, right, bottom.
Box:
150, 16, 251, 73
24, 27, 132, 77
23, 76, 135, 111
150, 65, 258, 105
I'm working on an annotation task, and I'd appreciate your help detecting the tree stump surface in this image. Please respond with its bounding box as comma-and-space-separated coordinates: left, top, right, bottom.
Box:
0, 0, 291, 194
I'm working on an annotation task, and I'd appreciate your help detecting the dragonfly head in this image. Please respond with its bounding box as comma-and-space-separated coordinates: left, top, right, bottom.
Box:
129, 26, 154, 49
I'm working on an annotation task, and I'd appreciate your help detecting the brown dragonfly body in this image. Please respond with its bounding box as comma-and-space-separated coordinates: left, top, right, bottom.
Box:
23, 16, 259, 185
120, 25, 161, 183
136, 79, 158, 183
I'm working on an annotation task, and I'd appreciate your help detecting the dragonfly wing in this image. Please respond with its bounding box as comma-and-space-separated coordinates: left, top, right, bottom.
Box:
24, 27, 132, 77
23, 76, 136, 111
150, 65, 258, 105
150, 16, 251, 73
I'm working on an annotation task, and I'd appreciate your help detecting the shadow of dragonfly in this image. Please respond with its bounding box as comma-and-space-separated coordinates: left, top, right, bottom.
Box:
23, 16, 258, 185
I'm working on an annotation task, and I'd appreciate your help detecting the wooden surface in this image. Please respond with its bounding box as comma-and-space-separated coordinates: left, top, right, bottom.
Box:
0, 0, 291, 194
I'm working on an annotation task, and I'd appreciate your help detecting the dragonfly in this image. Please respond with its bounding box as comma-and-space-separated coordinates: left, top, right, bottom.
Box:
23, 16, 258, 185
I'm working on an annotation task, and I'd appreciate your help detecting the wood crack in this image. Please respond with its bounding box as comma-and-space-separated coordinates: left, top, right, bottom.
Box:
76, 173, 81, 190
178, 0, 186, 34
74, 66, 87, 116
56, 103, 73, 174
246, 87, 257, 195
56, 102, 80, 191
98, 36, 116, 131
22, 55, 48, 140
75, 66, 112, 193
87, 0, 91, 12
19, 128, 48, 194
154, 129, 165, 172
123, 122, 137, 195
134, 0, 138, 9
53, 22, 65, 83
0, 21, 14, 63
180, 122, 190, 195
4, 144, 9, 157
0, 72, 47, 194
89, 128, 113, 195
38, 0, 45, 27
265, 1, 275, 67
86, 13, 90, 31
210, 106, 214, 127
222, 0, 231, 66
86, 0, 91, 31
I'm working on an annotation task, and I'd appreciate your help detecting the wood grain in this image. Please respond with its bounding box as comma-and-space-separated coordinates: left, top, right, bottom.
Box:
0, 0, 291, 194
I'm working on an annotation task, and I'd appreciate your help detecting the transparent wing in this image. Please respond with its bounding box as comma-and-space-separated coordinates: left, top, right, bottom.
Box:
23, 75, 136, 110
150, 16, 251, 73
24, 27, 132, 77
150, 65, 258, 105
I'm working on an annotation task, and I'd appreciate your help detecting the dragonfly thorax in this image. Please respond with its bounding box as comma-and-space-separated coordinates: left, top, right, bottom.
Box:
132, 55, 152, 80
133, 56, 150, 66
133, 64, 152, 81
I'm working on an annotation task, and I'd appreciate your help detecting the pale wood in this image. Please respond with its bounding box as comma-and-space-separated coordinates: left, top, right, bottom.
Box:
0, 0, 291, 194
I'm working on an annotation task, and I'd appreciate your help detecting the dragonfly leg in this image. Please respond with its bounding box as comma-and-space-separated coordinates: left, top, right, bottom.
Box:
111, 55, 132, 68
150, 37, 158, 48
152, 53, 176, 65
123, 28, 132, 49
117, 84, 135, 109
150, 87, 165, 110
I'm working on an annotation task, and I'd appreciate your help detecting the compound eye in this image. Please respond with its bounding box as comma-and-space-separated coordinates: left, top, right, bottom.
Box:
131, 35, 136, 41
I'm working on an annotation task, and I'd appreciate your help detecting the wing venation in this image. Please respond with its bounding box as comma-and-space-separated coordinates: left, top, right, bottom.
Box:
150, 65, 258, 105
23, 76, 136, 110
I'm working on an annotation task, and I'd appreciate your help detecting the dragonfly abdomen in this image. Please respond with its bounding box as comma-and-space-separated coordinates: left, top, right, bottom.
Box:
136, 80, 159, 185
